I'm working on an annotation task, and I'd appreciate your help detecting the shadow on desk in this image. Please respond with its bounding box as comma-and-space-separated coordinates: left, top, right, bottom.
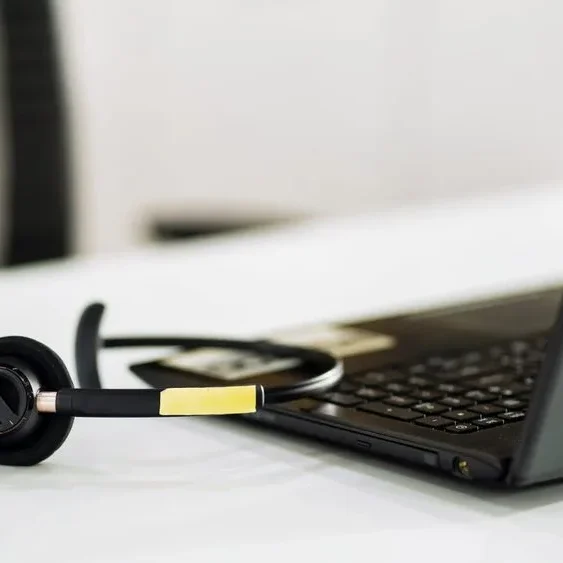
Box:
179, 415, 563, 517
1, 414, 561, 519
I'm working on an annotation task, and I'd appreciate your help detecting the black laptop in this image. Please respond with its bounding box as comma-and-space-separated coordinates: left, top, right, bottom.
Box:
130, 284, 563, 488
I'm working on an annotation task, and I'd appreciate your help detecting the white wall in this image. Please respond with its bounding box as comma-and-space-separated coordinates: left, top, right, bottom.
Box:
53, 0, 563, 254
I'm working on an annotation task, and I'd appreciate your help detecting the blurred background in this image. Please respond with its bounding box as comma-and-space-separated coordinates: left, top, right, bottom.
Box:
1, 0, 562, 265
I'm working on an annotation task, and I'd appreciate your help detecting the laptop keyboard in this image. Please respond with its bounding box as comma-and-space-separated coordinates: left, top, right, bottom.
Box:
316, 333, 548, 434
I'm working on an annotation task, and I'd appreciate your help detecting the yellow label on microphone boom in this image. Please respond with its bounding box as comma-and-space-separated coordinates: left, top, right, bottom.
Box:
159, 386, 257, 416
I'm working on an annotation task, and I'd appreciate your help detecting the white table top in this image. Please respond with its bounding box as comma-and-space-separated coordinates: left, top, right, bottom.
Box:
2, 185, 563, 562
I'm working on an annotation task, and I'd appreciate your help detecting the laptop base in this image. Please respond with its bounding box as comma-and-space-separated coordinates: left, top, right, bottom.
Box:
130, 285, 563, 487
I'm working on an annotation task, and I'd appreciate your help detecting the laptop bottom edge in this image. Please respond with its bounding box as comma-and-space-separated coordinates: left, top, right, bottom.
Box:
243, 407, 512, 487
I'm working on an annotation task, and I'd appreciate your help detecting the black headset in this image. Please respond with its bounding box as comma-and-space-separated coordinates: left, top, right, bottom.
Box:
0, 303, 343, 466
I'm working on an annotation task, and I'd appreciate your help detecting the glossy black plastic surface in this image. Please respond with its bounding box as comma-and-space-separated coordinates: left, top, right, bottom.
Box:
0, 366, 35, 435
510, 295, 563, 486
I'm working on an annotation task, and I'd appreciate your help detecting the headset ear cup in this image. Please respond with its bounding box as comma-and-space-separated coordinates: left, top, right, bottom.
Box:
0, 336, 74, 466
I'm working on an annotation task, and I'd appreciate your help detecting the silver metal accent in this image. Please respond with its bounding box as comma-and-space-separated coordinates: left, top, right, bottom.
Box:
334, 362, 345, 385
324, 359, 345, 386
36, 391, 57, 413
26, 371, 42, 397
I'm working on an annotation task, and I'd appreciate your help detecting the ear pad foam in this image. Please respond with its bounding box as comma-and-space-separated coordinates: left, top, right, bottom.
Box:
0, 337, 74, 466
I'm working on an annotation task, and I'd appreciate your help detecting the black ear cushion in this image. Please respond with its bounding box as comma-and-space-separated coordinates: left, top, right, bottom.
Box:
0, 336, 74, 466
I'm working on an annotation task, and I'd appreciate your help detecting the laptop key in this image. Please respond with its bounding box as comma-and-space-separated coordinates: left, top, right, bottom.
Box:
498, 411, 526, 422
464, 390, 495, 402
415, 416, 451, 429
445, 423, 478, 434
384, 395, 417, 407
495, 398, 526, 410
439, 396, 472, 408
385, 382, 412, 394
355, 388, 387, 401
355, 371, 405, 386
510, 340, 529, 355
433, 364, 493, 381
413, 402, 448, 415
486, 386, 518, 397
432, 370, 464, 381
322, 392, 362, 407
443, 410, 479, 422
407, 375, 433, 387
437, 383, 465, 394
410, 389, 443, 401
358, 402, 422, 421
462, 351, 482, 365
474, 417, 503, 428
487, 385, 510, 395
409, 364, 427, 375
469, 404, 504, 416
457, 365, 491, 378
497, 383, 529, 396
470, 373, 514, 388
520, 376, 535, 389
441, 358, 460, 372
337, 380, 358, 392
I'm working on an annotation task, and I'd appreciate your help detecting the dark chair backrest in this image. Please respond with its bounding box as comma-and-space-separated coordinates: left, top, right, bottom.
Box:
0, 0, 71, 266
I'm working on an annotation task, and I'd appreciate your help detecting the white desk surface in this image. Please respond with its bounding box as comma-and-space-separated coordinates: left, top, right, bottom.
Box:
2, 186, 563, 562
